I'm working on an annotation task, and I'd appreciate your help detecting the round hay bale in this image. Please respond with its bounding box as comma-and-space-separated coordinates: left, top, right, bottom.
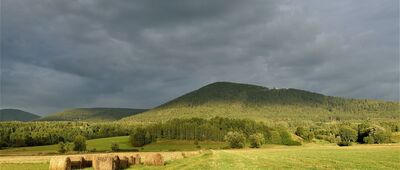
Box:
135, 154, 141, 165
112, 155, 120, 169
128, 155, 136, 165
70, 157, 85, 169
93, 156, 118, 170
49, 157, 71, 170
182, 152, 187, 158
119, 156, 129, 169
83, 155, 94, 168
144, 153, 164, 166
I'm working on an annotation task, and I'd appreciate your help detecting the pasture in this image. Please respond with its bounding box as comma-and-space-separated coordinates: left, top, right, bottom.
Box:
0, 136, 226, 156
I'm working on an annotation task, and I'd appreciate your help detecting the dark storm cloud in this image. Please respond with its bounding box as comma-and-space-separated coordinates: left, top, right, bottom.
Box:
1, 0, 398, 114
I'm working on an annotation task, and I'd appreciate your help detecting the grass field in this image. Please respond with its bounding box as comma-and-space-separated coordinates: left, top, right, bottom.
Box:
132, 144, 400, 170
1, 144, 399, 170
0, 136, 226, 156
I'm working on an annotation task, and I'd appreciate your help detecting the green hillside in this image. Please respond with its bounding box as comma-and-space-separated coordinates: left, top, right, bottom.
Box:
39, 108, 147, 121
121, 82, 399, 122
0, 109, 40, 121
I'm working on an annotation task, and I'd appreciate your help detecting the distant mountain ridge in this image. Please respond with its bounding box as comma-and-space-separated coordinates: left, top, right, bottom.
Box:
121, 82, 400, 122
0, 109, 40, 121
39, 108, 147, 121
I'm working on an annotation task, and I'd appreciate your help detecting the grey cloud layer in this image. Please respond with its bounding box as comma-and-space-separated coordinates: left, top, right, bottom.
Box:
1, 0, 399, 114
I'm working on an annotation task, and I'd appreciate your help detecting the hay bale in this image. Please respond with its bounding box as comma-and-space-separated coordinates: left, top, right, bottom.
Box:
82, 155, 94, 167
144, 153, 164, 166
128, 155, 136, 165
182, 152, 187, 158
135, 154, 141, 165
93, 156, 118, 170
49, 157, 71, 170
119, 156, 129, 169
70, 157, 85, 169
112, 155, 120, 169
84, 160, 92, 168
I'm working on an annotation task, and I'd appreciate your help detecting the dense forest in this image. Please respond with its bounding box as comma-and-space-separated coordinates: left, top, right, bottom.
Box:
130, 117, 398, 147
0, 121, 136, 147
122, 82, 400, 122
1, 117, 398, 149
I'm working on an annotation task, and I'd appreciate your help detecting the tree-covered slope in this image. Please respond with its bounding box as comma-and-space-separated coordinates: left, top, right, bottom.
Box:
121, 82, 399, 122
39, 108, 147, 121
0, 109, 40, 121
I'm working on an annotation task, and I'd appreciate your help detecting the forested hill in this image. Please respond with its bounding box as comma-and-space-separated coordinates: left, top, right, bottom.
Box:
0, 109, 40, 121
158, 82, 327, 107
39, 108, 147, 121
121, 82, 400, 122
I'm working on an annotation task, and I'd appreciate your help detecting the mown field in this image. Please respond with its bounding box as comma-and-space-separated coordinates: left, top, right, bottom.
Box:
1, 143, 399, 170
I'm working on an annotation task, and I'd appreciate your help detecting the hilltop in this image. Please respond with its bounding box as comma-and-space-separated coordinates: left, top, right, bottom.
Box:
39, 108, 147, 121
121, 82, 399, 122
0, 109, 40, 121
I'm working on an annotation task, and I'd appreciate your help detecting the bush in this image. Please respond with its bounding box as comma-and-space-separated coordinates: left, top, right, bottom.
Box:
224, 131, 246, 148
358, 124, 391, 144
357, 122, 371, 143
111, 142, 119, 151
130, 128, 146, 147
145, 131, 152, 144
73, 135, 87, 151
295, 126, 314, 142
338, 126, 357, 146
279, 128, 300, 145
249, 133, 265, 148
57, 142, 67, 154
368, 126, 391, 143
269, 131, 281, 144
363, 136, 375, 144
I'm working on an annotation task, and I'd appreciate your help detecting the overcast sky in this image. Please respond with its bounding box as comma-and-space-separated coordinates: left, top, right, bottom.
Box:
1, 0, 399, 115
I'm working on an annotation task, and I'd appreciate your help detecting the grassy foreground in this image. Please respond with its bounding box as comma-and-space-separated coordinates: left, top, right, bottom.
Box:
1, 144, 399, 170
133, 144, 400, 170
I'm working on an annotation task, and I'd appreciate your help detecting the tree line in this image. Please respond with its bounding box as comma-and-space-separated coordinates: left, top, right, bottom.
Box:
129, 117, 398, 147
0, 117, 398, 149
0, 121, 135, 148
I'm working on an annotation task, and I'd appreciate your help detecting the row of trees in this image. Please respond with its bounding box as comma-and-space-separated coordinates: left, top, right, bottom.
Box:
1, 118, 396, 149
0, 121, 136, 148
129, 117, 301, 147
293, 121, 394, 146
129, 118, 396, 148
